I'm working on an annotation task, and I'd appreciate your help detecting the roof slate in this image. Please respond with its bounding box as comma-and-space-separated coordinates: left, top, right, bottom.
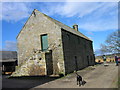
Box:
17, 9, 92, 41
40, 10, 92, 41
0, 51, 17, 62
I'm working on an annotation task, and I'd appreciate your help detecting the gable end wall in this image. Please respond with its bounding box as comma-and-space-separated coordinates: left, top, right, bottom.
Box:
17, 10, 65, 75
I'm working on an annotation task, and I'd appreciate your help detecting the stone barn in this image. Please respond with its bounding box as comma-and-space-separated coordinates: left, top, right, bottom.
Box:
12, 9, 95, 76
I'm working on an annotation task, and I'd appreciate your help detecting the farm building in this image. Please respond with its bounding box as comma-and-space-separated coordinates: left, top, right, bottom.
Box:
12, 9, 95, 76
0, 51, 17, 74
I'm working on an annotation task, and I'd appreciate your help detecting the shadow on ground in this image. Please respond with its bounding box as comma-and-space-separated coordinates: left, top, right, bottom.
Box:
2, 75, 60, 89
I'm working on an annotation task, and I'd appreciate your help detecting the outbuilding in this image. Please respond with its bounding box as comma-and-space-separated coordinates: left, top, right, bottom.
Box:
12, 9, 95, 76
0, 51, 17, 74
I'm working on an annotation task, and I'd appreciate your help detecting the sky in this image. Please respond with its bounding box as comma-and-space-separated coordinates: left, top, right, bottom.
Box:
0, 1, 118, 55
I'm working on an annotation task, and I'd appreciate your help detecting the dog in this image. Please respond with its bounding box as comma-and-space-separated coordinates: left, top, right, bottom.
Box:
76, 72, 83, 86
75, 72, 86, 86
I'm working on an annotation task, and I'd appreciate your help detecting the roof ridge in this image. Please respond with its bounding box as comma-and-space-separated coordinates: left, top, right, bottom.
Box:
38, 10, 91, 41
17, 9, 92, 41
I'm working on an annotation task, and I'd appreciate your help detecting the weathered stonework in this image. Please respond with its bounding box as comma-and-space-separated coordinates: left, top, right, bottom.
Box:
12, 9, 95, 77
11, 52, 46, 76
61, 29, 94, 74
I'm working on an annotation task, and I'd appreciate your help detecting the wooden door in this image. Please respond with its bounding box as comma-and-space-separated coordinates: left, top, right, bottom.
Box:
45, 51, 53, 75
75, 56, 78, 71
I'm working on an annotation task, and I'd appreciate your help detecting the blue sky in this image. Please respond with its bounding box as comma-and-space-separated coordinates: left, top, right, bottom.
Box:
1, 2, 118, 55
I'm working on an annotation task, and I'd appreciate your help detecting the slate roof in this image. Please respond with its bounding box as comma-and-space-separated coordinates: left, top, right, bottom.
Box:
17, 9, 92, 41
42, 11, 91, 41
0, 51, 17, 62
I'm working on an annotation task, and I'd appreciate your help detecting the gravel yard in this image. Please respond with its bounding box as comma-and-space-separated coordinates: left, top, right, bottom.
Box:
2, 63, 118, 89
33, 63, 118, 88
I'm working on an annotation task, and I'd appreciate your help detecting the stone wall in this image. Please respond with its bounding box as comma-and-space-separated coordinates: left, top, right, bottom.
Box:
15, 9, 95, 76
16, 10, 65, 76
11, 52, 46, 76
61, 29, 95, 74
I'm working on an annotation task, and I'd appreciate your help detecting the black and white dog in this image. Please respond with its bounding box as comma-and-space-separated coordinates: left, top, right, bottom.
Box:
75, 72, 86, 86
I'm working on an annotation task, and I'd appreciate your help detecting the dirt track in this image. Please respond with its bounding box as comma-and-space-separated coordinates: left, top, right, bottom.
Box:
33, 63, 118, 88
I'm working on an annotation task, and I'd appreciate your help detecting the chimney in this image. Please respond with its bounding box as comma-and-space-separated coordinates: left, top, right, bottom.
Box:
73, 24, 78, 31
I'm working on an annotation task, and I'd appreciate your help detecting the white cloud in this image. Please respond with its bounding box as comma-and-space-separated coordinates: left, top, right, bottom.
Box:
2, 41, 17, 51
1, 0, 120, 2
1, 2, 32, 22
55, 2, 105, 18
41, 2, 103, 17
43, 2, 117, 31
42, 2, 117, 17
1, 2, 118, 31
79, 18, 117, 31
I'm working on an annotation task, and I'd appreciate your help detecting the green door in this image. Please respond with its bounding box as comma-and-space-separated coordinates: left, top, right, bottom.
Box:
41, 34, 48, 51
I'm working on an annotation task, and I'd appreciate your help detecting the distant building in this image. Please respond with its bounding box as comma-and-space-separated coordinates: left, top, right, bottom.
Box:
0, 51, 17, 74
12, 9, 95, 76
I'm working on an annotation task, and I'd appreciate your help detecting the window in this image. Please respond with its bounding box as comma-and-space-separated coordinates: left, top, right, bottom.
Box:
41, 34, 48, 51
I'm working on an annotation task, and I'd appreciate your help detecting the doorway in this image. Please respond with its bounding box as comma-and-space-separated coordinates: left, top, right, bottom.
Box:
87, 56, 89, 66
75, 56, 78, 71
45, 51, 53, 75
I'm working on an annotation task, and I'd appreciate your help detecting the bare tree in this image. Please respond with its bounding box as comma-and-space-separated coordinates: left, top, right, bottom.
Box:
100, 44, 109, 55
106, 30, 120, 53
100, 30, 120, 54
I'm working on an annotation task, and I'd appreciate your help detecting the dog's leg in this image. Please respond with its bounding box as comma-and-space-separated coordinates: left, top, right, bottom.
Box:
82, 81, 84, 86
80, 81, 82, 86
77, 81, 79, 85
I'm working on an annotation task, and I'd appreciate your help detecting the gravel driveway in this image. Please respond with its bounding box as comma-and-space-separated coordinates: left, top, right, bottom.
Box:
33, 63, 118, 88
2, 63, 118, 89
